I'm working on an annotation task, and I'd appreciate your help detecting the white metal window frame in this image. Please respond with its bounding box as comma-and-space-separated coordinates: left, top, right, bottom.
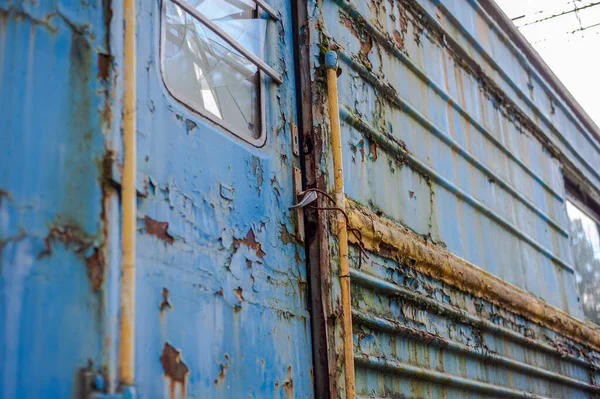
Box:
565, 191, 600, 327
159, 0, 281, 147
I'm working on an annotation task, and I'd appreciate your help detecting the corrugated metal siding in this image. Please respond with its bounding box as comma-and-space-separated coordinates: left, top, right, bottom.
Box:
350, 250, 600, 398
307, 0, 600, 397
316, 0, 580, 314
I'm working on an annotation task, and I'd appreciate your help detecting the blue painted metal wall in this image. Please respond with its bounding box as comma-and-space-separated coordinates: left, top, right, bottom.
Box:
306, 0, 600, 397
0, 0, 117, 397
132, 0, 313, 397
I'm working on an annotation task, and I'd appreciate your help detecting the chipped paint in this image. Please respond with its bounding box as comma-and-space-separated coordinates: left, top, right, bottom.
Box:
143, 216, 174, 245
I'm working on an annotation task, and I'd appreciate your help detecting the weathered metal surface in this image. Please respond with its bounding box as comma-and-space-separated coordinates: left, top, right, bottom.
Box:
303, 0, 600, 397
5, 0, 600, 397
0, 0, 118, 397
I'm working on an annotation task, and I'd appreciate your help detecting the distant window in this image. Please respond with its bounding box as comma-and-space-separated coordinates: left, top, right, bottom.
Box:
161, 0, 267, 142
566, 200, 600, 324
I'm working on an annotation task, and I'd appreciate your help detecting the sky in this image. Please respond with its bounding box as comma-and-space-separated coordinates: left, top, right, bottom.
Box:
494, 0, 600, 127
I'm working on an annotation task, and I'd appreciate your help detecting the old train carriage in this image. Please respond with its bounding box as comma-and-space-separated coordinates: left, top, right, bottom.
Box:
2, 0, 600, 398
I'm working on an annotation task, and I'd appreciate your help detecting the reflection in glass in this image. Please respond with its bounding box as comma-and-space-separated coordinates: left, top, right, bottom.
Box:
566, 201, 600, 324
163, 0, 265, 139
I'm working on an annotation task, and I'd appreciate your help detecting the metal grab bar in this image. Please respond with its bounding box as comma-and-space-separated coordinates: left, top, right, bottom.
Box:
171, 0, 283, 84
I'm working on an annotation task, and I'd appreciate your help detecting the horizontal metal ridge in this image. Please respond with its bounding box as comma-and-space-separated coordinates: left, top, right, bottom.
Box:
334, 0, 564, 203
350, 268, 593, 368
355, 354, 554, 399
340, 108, 574, 272
336, 53, 568, 237
352, 309, 600, 392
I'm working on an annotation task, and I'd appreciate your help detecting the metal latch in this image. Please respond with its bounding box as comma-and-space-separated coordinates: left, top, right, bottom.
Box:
290, 123, 305, 242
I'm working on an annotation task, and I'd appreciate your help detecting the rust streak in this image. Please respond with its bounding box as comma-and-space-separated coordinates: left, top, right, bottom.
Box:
214, 354, 230, 386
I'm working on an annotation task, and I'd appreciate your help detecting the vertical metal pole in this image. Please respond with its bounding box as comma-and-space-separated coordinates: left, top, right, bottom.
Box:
325, 51, 355, 399
119, 0, 137, 390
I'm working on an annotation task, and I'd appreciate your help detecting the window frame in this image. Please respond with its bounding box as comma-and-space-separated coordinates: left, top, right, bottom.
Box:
159, 0, 268, 147
565, 179, 600, 326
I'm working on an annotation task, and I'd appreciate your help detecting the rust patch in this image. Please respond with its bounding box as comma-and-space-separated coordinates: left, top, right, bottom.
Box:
38, 225, 106, 290
280, 223, 294, 245
160, 287, 172, 313
86, 249, 105, 291
409, 190, 415, 199
245, 258, 253, 268
283, 365, 293, 398
144, 216, 174, 245
234, 228, 266, 258
40, 226, 92, 257
97, 53, 111, 80
160, 343, 189, 399
214, 354, 230, 386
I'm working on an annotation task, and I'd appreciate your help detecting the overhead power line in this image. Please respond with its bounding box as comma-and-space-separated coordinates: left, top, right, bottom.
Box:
514, 1, 600, 27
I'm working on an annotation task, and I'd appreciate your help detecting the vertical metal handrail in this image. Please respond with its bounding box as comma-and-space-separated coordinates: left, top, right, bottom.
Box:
119, 0, 137, 392
325, 51, 356, 399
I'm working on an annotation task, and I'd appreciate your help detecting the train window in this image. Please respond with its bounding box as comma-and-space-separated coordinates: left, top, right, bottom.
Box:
566, 200, 600, 324
161, 0, 272, 143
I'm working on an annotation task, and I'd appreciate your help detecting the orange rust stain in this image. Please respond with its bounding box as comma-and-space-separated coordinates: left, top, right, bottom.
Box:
160, 287, 172, 313
144, 216, 174, 244
234, 228, 266, 258
369, 141, 378, 161
160, 343, 189, 399
234, 287, 244, 302
393, 30, 404, 49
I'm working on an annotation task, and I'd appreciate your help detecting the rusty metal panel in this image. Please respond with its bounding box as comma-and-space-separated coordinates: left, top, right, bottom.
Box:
307, 0, 600, 397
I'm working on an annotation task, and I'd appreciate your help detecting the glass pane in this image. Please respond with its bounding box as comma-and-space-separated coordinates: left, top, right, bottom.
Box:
164, 0, 265, 139
566, 201, 600, 324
